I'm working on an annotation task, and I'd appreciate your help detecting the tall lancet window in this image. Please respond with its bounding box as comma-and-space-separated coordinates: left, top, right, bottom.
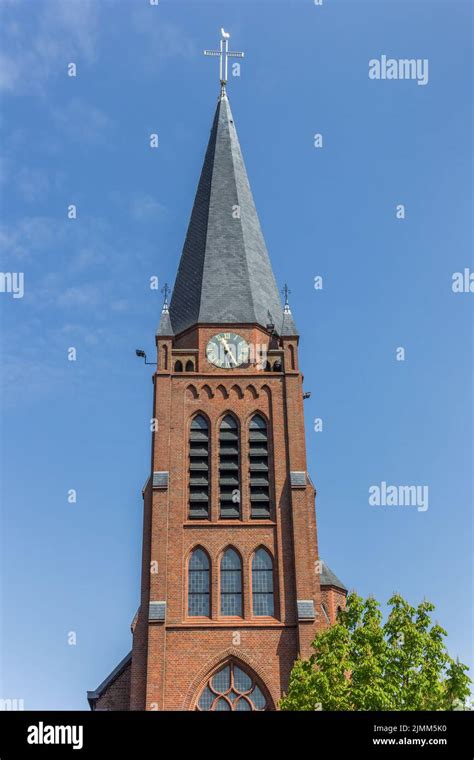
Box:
220, 548, 242, 616
252, 548, 274, 617
188, 548, 210, 617
249, 415, 271, 518
189, 415, 210, 519
219, 415, 240, 519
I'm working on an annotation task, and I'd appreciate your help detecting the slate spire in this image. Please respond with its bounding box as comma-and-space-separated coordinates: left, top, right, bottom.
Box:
168, 91, 294, 336
280, 284, 298, 336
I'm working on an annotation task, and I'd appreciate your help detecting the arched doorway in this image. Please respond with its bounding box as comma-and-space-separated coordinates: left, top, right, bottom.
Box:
195, 660, 271, 711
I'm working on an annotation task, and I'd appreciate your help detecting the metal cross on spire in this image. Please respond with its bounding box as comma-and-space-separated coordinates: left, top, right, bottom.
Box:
161, 282, 171, 313
282, 284, 292, 313
204, 28, 244, 93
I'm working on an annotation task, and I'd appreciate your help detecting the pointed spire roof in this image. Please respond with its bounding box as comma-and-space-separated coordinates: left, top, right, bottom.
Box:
319, 560, 347, 592
156, 284, 174, 336
281, 286, 299, 337
281, 309, 299, 337
157, 307, 174, 336
169, 91, 288, 336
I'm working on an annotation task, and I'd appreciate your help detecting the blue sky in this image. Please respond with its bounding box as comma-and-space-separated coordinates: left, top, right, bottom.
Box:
0, 0, 472, 710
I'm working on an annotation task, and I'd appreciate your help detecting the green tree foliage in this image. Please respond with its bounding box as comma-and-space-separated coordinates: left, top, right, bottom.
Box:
280, 593, 470, 711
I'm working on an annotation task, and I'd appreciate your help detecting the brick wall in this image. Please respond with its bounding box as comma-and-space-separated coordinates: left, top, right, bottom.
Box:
128, 324, 328, 710
94, 661, 131, 711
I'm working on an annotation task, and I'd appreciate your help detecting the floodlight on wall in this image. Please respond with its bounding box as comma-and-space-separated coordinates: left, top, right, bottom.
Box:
135, 349, 156, 366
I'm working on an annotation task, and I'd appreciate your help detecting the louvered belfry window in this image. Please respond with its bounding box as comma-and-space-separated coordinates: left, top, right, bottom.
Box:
249, 415, 271, 518
219, 415, 240, 519
189, 415, 210, 519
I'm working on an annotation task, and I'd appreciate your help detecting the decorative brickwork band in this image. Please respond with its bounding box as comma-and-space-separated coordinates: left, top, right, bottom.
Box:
290, 471, 306, 488
152, 472, 169, 489
149, 601, 166, 622
297, 600, 315, 621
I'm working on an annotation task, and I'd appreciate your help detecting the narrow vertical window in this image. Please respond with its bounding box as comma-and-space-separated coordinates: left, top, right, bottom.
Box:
220, 548, 242, 616
249, 415, 270, 518
188, 548, 210, 616
252, 549, 274, 617
189, 415, 209, 518
219, 415, 240, 518
289, 345, 295, 370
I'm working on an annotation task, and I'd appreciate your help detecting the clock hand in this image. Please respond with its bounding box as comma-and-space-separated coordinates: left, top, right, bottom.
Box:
218, 337, 238, 366
226, 348, 238, 366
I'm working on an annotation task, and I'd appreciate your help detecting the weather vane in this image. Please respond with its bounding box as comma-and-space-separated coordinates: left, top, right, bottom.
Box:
282, 284, 292, 313
204, 28, 244, 92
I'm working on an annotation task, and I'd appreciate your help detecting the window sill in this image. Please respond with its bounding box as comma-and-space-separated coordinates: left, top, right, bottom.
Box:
177, 619, 285, 628
183, 520, 276, 527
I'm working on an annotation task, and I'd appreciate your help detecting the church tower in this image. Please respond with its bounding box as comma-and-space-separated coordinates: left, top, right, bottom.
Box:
88, 32, 347, 712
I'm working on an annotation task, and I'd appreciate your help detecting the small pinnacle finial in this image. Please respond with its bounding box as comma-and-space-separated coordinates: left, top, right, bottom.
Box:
282, 284, 292, 314
161, 283, 170, 313
204, 29, 244, 89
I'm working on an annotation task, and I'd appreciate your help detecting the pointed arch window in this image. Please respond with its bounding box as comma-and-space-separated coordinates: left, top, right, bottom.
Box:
196, 662, 268, 711
189, 415, 210, 519
220, 548, 242, 616
252, 548, 274, 617
219, 415, 240, 519
188, 548, 210, 617
249, 414, 270, 518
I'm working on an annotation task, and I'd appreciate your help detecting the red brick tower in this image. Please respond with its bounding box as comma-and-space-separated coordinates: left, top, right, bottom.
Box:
88, 45, 347, 713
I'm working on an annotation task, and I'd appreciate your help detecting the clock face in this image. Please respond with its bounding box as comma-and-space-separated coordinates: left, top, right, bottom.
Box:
206, 332, 249, 369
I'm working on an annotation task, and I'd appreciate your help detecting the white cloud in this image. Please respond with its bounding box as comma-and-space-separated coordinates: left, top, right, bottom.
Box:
110, 299, 131, 314
16, 167, 50, 202
131, 10, 195, 68
0, 0, 100, 95
0, 215, 59, 260
130, 194, 167, 222
0, 51, 20, 92
56, 285, 102, 309
52, 98, 111, 144
0, 215, 112, 267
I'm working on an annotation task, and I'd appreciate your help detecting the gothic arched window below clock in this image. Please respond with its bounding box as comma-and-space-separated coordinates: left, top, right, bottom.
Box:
174, 360, 183, 372
188, 414, 210, 519
185, 359, 194, 372
196, 661, 269, 711
219, 414, 240, 519
249, 414, 271, 518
